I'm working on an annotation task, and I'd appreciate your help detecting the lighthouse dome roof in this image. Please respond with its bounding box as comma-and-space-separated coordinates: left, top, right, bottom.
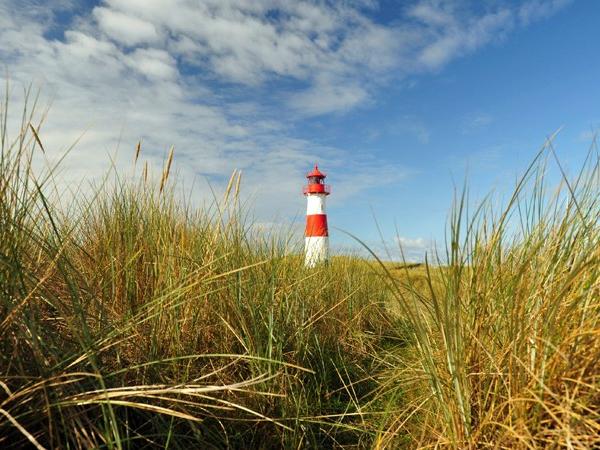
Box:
306, 164, 326, 178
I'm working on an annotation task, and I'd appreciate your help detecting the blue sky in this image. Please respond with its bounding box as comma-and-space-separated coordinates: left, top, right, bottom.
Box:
1, 0, 598, 260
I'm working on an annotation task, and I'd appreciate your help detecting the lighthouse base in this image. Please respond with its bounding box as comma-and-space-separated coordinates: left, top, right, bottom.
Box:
304, 236, 329, 268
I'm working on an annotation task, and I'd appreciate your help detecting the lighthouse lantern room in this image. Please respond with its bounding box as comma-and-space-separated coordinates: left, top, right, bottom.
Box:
303, 164, 331, 267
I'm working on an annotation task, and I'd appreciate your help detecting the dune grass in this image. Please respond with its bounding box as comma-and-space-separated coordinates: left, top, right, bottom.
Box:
1, 91, 598, 449
371, 139, 600, 448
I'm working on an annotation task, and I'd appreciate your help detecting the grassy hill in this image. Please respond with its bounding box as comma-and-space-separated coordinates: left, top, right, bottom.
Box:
1, 99, 598, 448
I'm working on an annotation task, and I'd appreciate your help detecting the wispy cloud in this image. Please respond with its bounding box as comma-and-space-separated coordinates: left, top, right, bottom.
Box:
462, 113, 494, 134
578, 125, 599, 142
0, 0, 571, 220
517, 0, 572, 25
365, 115, 430, 144
334, 235, 437, 262
397, 116, 431, 144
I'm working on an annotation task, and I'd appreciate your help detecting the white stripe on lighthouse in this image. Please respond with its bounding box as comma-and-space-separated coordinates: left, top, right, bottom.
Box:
306, 194, 326, 215
305, 236, 329, 268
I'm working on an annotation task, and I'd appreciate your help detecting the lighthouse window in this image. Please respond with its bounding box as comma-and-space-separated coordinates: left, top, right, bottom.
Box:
308, 176, 319, 184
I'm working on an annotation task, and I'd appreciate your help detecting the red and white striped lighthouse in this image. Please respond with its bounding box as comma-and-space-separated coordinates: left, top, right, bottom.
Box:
303, 164, 331, 267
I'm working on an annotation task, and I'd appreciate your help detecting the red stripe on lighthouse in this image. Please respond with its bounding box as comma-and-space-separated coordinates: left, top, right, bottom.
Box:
305, 214, 328, 237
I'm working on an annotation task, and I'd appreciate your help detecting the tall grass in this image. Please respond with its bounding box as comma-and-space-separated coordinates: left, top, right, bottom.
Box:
1, 90, 598, 449
0, 91, 395, 448
373, 138, 600, 448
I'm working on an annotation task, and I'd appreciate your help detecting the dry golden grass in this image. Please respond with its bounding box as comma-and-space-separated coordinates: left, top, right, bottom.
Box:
1, 90, 598, 449
370, 141, 600, 449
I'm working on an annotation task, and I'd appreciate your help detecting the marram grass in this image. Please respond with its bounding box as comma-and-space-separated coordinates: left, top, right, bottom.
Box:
0, 90, 395, 449
1, 91, 598, 449
370, 138, 600, 449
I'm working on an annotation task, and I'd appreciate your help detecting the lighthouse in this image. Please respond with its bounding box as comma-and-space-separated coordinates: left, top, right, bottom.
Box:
303, 164, 331, 267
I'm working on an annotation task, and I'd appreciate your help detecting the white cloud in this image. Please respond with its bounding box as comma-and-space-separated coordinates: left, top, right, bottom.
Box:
290, 77, 369, 116
125, 48, 178, 81
394, 236, 436, 262
0, 0, 572, 222
93, 6, 160, 46
396, 236, 427, 248
334, 235, 436, 262
517, 0, 572, 26
409, 4, 514, 70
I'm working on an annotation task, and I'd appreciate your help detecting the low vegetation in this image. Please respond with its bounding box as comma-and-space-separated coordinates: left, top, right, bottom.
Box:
1, 92, 598, 448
